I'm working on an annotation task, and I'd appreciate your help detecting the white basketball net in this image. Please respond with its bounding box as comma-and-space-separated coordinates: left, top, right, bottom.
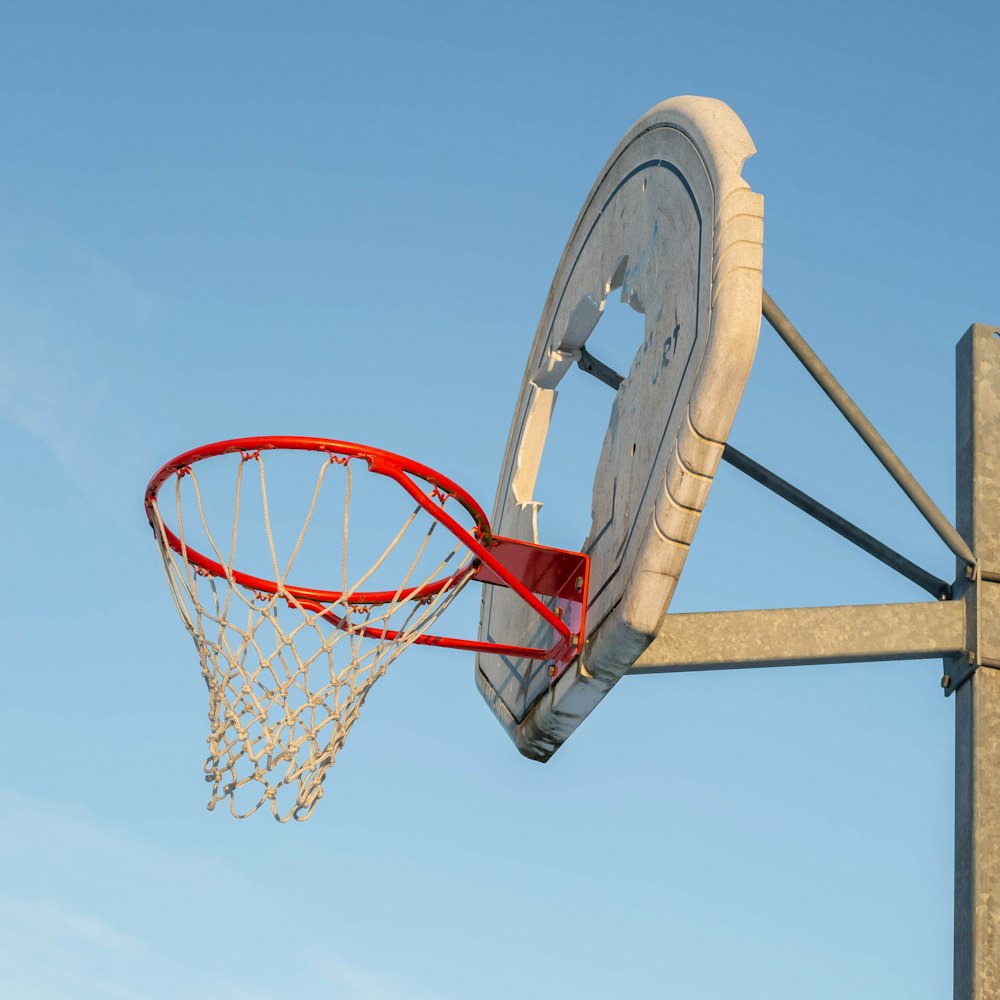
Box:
149, 449, 476, 821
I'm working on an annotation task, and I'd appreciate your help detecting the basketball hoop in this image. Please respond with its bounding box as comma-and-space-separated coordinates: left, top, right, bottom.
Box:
145, 436, 588, 821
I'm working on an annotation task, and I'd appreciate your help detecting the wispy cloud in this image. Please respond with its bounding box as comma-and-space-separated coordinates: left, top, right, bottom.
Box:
0, 229, 155, 526
0, 897, 145, 958
0, 896, 155, 1000
59, 236, 156, 326
314, 954, 450, 1000
0, 787, 446, 1000
0, 325, 104, 464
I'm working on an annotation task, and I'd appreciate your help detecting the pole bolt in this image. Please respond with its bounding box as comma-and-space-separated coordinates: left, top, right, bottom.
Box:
575, 576, 584, 592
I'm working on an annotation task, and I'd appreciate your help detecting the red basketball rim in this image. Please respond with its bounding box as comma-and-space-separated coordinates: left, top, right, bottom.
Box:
144, 435, 491, 607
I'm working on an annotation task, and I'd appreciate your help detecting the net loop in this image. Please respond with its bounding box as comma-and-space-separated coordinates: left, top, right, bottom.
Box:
147, 442, 480, 822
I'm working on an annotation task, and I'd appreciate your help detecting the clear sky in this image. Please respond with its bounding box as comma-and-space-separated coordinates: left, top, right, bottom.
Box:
2, 2, 998, 997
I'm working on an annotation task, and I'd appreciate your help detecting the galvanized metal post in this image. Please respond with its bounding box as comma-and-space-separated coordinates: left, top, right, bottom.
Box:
953, 325, 1000, 1000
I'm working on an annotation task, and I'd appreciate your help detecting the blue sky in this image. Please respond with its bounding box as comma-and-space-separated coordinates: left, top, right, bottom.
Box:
2, 1, 998, 997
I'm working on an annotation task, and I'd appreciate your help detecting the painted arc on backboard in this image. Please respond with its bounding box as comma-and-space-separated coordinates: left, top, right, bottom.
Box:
476, 96, 764, 761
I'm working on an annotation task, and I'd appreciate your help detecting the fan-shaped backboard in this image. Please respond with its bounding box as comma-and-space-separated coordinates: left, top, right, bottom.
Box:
477, 97, 764, 760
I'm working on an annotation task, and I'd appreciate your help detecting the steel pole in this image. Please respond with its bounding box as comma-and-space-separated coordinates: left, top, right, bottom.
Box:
952, 325, 1000, 1000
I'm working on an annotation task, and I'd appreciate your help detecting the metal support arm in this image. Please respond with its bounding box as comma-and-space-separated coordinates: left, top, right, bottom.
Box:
627, 600, 965, 675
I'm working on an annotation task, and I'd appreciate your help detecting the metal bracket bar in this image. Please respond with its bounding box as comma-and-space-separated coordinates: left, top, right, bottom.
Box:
762, 290, 975, 568
722, 444, 951, 600
944, 568, 1000, 696
943, 659, 1000, 697
577, 346, 625, 390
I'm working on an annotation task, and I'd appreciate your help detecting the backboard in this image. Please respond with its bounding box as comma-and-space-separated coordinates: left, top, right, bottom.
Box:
476, 96, 764, 760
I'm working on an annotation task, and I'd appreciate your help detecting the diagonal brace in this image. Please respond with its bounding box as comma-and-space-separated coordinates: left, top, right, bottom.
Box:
574, 334, 955, 598
762, 290, 975, 568
721, 444, 951, 600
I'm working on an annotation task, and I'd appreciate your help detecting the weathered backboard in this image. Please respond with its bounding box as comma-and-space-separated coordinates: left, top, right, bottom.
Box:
477, 96, 764, 760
